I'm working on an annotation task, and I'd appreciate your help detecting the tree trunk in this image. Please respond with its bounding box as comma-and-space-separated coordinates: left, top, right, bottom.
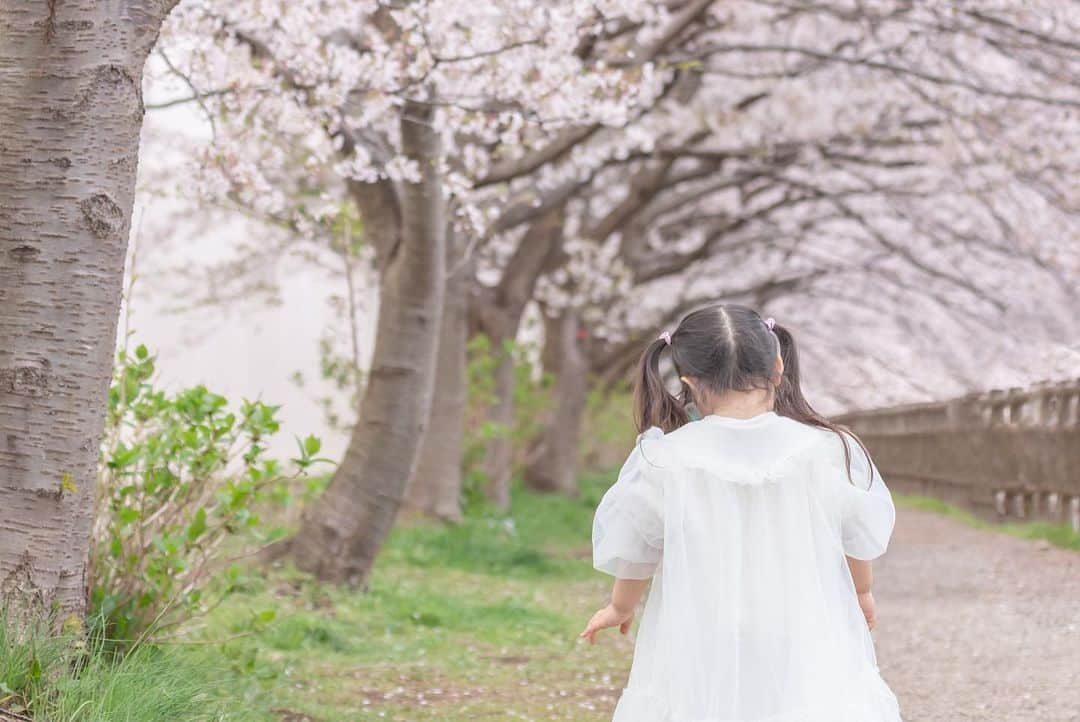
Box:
0, 2, 176, 620
404, 233, 467, 521
524, 309, 588, 496
287, 101, 447, 584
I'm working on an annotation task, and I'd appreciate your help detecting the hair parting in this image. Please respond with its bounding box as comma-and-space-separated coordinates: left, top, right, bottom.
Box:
632, 304, 872, 486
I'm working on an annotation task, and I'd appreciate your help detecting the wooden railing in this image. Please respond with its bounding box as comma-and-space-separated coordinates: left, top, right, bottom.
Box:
835, 379, 1080, 532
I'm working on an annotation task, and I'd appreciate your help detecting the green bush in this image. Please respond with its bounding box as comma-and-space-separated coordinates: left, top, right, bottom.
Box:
91, 345, 327, 645
581, 382, 636, 472
462, 334, 552, 512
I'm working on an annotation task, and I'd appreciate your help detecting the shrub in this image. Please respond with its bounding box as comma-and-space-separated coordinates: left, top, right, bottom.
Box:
462, 334, 551, 512
91, 345, 327, 644
581, 382, 636, 472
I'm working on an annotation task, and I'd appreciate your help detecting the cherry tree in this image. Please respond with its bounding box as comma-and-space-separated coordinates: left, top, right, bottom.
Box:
158, 0, 693, 580
0, 1, 181, 620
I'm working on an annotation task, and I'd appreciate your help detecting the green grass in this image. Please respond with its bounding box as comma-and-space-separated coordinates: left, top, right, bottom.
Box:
181, 469, 627, 721
895, 493, 1080, 551
0, 611, 259, 722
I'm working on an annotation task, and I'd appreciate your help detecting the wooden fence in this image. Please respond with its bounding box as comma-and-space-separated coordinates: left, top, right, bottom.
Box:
835, 379, 1080, 532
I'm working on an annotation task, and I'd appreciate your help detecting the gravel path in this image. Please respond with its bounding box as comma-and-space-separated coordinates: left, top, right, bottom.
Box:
872, 507, 1080, 722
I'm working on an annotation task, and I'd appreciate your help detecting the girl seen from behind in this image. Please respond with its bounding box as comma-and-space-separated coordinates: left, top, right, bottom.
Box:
580, 303, 901, 722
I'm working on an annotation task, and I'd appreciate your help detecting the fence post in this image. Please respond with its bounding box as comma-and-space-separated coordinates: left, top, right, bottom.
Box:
1046, 492, 1061, 523
994, 490, 1007, 517
1010, 491, 1026, 519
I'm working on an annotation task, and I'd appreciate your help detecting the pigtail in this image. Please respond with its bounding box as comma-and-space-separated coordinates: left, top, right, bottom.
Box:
634, 337, 690, 434
771, 322, 873, 487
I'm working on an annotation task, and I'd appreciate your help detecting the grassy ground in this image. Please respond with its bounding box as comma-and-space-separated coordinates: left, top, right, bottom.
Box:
894, 493, 1080, 552
194, 471, 632, 722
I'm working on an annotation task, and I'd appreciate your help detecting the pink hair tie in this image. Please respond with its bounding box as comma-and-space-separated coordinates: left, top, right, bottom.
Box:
764, 317, 776, 330
658, 331, 672, 346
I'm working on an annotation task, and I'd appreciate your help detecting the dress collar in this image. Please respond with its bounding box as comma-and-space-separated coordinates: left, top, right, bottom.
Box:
701, 410, 778, 427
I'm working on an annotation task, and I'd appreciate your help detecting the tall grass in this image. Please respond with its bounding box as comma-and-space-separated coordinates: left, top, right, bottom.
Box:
0, 612, 69, 714
0, 611, 259, 722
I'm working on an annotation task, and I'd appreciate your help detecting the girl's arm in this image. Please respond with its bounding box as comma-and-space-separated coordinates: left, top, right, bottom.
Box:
579, 578, 650, 644
846, 556, 877, 630
847, 555, 873, 593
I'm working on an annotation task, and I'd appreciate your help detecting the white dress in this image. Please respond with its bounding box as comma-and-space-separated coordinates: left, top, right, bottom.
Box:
592, 411, 902, 722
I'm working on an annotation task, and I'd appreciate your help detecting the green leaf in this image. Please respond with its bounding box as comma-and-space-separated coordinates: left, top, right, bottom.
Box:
108, 443, 140, 469
186, 507, 208, 542
117, 507, 140, 526
303, 434, 321, 456
28, 655, 42, 681
135, 344, 149, 360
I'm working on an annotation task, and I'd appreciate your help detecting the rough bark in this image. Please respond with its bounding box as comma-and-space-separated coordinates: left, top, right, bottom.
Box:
404, 232, 468, 521
0, 1, 176, 619
287, 101, 446, 584
524, 309, 589, 496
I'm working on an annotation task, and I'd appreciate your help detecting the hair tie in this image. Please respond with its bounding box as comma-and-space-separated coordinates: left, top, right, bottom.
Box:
658, 331, 672, 346
764, 317, 776, 330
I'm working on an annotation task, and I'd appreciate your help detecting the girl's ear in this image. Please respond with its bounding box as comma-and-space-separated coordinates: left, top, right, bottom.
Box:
680, 375, 706, 410
772, 355, 785, 388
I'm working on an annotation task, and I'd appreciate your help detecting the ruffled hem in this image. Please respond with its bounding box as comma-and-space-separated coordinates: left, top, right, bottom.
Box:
612, 678, 901, 722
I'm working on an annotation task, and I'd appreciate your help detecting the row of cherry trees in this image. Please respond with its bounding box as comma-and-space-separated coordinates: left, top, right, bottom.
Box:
147, 0, 1080, 586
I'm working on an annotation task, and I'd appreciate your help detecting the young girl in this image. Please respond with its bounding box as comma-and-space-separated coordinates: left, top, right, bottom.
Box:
580, 304, 901, 722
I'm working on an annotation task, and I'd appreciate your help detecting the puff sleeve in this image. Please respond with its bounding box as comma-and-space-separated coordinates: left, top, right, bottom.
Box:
832, 435, 896, 560
592, 427, 666, 579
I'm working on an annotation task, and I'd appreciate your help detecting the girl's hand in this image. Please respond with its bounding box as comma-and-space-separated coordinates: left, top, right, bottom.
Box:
579, 603, 634, 645
857, 590, 877, 630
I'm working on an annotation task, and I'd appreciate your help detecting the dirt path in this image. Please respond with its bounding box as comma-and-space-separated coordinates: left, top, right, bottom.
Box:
872, 508, 1080, 722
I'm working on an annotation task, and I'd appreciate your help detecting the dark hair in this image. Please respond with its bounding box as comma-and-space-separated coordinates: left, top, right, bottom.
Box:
633, 303, 870, 485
